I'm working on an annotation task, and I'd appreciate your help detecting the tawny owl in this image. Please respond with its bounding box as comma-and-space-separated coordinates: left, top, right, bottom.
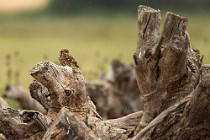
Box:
59, 49, 79, 68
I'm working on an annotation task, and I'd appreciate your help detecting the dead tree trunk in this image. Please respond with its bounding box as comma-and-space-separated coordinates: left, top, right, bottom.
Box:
133, 5, 207, 140
0, 5, 210, 140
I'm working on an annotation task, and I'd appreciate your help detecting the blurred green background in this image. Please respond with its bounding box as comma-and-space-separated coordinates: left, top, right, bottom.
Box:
0, 0, 209, 107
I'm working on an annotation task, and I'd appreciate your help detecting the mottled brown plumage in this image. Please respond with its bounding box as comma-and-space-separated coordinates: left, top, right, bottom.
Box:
59, 49, 79, 68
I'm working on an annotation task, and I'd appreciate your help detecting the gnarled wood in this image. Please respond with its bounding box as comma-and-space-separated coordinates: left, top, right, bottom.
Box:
134, 5, 201, 131
3, 84, 46, 114
133, 65, 210, 140
0, 102, 49, 140
1, 5, 210, 140
29, 61, 101, 124
175, 65, 210, 139
133, 5, 207, 140
29, 53, 143, 139
87, 59, 141, 119
132, 94, 192, 139
29, 80, 50, 111
97, 111, 143, 139
134, 5, 162, 127
42, 107, 100, 140
29, 61, 141, 120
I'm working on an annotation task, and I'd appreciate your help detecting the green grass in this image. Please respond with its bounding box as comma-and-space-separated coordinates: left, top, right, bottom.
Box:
0, 13, 137, 92
0, 11, 209, 107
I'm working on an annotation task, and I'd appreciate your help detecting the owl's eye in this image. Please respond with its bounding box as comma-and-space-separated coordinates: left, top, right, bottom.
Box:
64, 89, 72, 96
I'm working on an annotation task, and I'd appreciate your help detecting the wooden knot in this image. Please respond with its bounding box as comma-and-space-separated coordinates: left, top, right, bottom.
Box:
64, 89, 72, 96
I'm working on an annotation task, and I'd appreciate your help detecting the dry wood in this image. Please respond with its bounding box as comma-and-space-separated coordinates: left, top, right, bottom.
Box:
29, 55, 143, 139
3, 84, 46, 114
0, 97, 9, 109
87, 59, 141, 119
134, 5, 201, 130
29, 80, 50, 111
0, 5, 210, 140
29, 59, 142, 120
42, 107, 100, 140
133, 65, 210, 139
132, 94, 192, 139
0, 134, 6, 140
29, 61, 100, 122
0, 100, 49, 140
133, 5, 208, 140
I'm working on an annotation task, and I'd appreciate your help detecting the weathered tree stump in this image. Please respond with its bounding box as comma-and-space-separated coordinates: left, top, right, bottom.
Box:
0, 5, 209, 140
3, 59, 141, 120
28, 50, 143, 139
132, 5, 205, 140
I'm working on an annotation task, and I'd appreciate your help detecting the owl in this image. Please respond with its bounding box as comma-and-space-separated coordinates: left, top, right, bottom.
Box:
59, 49, 79, 68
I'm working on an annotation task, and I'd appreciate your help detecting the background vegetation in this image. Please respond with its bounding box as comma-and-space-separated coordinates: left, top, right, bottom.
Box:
49, 0, 210, 13
0, 1, 209, 107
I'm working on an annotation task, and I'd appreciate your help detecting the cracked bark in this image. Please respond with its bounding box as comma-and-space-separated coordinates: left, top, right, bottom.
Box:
0, 104, 49, 140
133, 5, 207, 140
29, 59, 142, 140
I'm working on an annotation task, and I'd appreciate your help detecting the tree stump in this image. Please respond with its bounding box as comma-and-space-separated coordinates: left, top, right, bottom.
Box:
133, 5, 206, 140
0, 5, 210, 140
